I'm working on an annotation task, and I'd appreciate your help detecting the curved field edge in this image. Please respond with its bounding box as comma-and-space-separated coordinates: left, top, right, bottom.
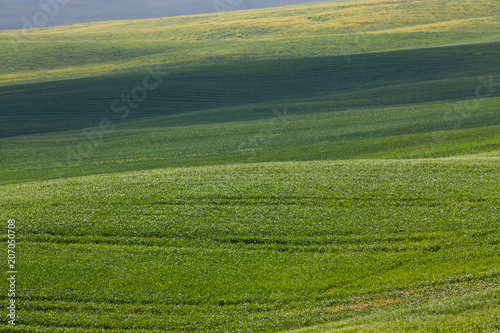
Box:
2, 41, 499, 139
0, 158, 499, 331
1, 95, 500, 185
1, 0, 499, 84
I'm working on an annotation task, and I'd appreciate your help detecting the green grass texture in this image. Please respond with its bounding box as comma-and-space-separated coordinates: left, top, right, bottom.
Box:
1, 0, 500, 331
1, 41, 499, 138
1, 159, 499, 332
1, 93, 500, 185
0, 0, 499, 84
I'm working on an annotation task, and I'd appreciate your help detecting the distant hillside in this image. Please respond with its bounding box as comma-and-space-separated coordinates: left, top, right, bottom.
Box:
2, 41, 499, 138
1, 41, 499, 183
1, 0, 499, 84
1, 1, 500, 331
0, 0, 327, 30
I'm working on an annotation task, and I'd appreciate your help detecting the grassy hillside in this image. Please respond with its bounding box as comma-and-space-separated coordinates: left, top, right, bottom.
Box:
1, 93, 500, 185
1, 159, 499, 332
1, 0, 499, 84
1, 0, 500, 331
2, 41, 499, 138
0, 0, 325, 30
1, 41, 499, 185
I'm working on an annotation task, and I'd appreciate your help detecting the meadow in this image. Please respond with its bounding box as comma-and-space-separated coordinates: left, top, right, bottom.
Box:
0, 0, 499, 84
1, 41, 500, 138
0, 41, 499, 185
1, 95, 500, 186
1, 159, 500, 332
1, 0, 500, 331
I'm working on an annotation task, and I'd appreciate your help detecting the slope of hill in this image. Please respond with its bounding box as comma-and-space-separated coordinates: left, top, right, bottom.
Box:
1, 0, 499, 84
1, 39, 499, 184
2, 41, 498, 138
1, 94, 500, 185
1, 0, 500, 332
0, 0, 327, 30
1, 159, 499, 331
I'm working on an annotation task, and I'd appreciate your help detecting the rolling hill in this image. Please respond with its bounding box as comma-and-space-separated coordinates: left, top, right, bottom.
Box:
0, 0, 327, 30
0, 0, 499, 332
1, 0, 499, 84
2, 159, 500, 332
0, 40, 498, 184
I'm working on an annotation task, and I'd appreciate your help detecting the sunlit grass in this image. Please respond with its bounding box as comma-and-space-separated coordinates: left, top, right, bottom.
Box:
1, 0, 499, 331
1, 0, 499, 83
1, 159, 499, 331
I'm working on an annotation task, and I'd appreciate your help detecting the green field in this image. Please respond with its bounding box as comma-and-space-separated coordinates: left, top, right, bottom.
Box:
2, 41, 500, 138
1, 0, 499, 84
1, 159, 500, 331
1, 0, 500, 331
1, 41, 499, 184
